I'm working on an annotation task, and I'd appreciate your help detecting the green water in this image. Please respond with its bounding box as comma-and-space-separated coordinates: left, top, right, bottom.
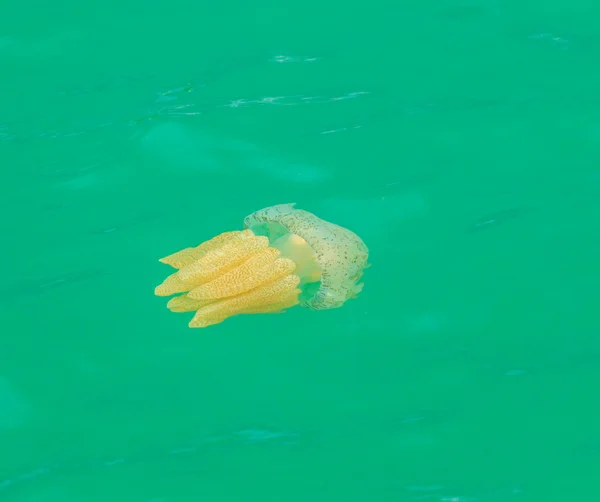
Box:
2, 0, 600, 500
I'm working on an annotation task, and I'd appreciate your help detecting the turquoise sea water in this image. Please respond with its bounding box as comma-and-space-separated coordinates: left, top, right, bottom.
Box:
2, 1, 600, 500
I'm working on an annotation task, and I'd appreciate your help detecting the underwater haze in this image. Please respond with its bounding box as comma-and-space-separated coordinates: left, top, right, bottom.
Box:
2, 0, 600, 500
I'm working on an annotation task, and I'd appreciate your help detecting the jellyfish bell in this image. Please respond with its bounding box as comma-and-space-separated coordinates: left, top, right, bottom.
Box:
154, 203, 369, 328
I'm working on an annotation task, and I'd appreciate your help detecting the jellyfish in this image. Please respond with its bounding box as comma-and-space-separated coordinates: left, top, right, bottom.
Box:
154, 203, 369, 328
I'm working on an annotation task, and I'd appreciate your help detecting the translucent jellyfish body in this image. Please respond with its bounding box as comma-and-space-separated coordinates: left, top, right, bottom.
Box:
154, 203, 369, 328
